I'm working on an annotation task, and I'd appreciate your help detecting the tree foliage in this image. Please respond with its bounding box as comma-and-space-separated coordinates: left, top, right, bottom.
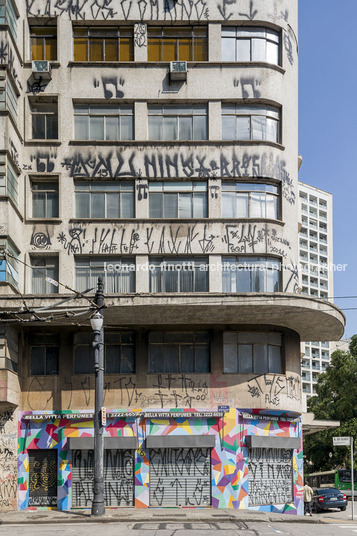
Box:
304, 335, 357, 473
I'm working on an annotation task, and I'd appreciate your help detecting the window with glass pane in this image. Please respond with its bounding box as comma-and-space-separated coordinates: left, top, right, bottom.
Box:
0, 239, 19, 287
30, 334, 59, 375
148, 26, 207, 61
74, 332, 135, 374
32, 181, 59, 218
74, 104, 133, 140
0, 0, 18, 39
75, 181, 134, 218
223, 331, 282, 373
149, 257, 208, 292
222, 256, 281, 292
75, 257, 135, 293
31, 100, 58, 139
73, 27, 133, 61
31, 257, 59, 294
149, 331, 210, 373
222, 182, 279, 219
149, 181, 207, 218
31, 27, 57, 60
148, 104, 207, 141
222, 104, 280, 143
222, 27, 280, 64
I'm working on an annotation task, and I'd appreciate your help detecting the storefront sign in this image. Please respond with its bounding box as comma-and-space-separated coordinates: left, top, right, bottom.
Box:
241, 412, 297, 423
144, 412, 223, 418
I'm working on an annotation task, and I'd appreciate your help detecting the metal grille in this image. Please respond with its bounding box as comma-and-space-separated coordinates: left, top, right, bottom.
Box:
248, 447, 293, 505
149, 448, 211, 507
29, 449, 57, 507
71, 449, 134, 508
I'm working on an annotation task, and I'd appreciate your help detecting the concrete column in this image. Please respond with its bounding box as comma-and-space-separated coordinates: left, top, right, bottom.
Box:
135, 179, 149, 218
208, 101, 221, 141
209, 254, 222, 293
136, 254, 149, 293
134, 101, 147, 141
134, 23, 148, 62
208, 178, 221, 219
208, 23, 221, 62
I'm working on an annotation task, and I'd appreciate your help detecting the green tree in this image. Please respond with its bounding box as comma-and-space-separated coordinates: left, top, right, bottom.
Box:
304, 335, 357, 474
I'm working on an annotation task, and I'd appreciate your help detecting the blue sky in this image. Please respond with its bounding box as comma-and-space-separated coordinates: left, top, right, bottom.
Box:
299, 0, 357, 339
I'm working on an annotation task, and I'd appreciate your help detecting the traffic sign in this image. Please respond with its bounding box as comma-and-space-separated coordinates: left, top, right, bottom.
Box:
333, 436, 351, 446
101, 407, 106, 426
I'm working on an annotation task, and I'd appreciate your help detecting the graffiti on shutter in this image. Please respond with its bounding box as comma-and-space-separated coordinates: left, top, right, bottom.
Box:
149, 448, 211, 507
29, 449, 57, 507
248, 447, 293, 505
72, 449, 134, 507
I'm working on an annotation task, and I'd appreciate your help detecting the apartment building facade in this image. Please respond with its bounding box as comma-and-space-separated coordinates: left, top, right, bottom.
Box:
298, 182, 334, 400
0, 0, 345, 514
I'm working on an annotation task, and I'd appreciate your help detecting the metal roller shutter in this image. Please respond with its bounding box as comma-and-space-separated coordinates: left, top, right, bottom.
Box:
72, 449, 134, 508
29, 449, 57, 507
248, 447, 293, 505
149, 448, 211, 507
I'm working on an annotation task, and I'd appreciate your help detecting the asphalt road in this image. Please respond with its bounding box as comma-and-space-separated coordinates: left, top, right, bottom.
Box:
2, 520, 357, 536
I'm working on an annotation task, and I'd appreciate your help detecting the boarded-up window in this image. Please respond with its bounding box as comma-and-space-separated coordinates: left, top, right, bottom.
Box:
248, 448, 293, 505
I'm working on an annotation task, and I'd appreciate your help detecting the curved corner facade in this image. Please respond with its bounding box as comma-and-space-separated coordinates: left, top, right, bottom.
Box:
0, 0, 344, 514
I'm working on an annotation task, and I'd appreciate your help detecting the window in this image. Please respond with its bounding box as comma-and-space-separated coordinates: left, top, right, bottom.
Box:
222, 104, 280, 143
73, 27, 133, 61
223, 332, 283, 373
31, 100, 58, 140
30, 334, 59, 375
222, 27, 280, 64
4, 159, 19, 206
148, 26, 207, 61
149, 257, 208, 293
0, 239, 19, 288
32, 181, 59, 218
31, 256, 59, 294
222, 256, 281, 292
74, 104, 133, 141
149, 332, 210, 373
75, 257, 135, 293
74, 332, 135, 374
0, 0, 18, 39
0, 74, 18, 120
75, 181, 134, 218
149, 181, 207, 218
222, 182, 279, 219
30, 26, 57, 61
148, 104, 207, 141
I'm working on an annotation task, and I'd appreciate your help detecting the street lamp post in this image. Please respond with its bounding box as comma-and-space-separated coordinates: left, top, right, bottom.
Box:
90, 277, 105, 516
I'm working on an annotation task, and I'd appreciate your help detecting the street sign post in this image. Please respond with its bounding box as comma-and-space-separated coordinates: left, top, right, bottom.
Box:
333, 436, 354, 520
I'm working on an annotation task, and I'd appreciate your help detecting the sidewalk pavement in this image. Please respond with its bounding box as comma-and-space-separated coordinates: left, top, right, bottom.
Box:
0, 507, 333, 525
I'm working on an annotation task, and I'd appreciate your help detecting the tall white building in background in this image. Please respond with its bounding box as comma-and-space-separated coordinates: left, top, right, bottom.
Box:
298, 182, 334, 400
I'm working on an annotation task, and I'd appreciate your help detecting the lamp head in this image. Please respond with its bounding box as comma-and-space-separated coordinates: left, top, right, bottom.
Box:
90, 311, 103, 332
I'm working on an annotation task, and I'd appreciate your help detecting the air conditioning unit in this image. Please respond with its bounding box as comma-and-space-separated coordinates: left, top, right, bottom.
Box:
170, 61, 187, 81
32, 60, 52, 79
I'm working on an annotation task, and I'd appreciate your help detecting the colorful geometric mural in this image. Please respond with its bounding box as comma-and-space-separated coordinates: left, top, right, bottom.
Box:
17, 408, 303, 514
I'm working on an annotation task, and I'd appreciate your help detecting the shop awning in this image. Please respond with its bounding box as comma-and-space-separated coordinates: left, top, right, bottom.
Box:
68, 437, 137, 449
245, 436, 301, 449
146, 434, 216, 448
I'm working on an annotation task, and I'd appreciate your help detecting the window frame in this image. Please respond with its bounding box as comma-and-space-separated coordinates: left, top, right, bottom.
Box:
30, 334, 59, 376
148, 181, 208, 219
221, 26, 281, 65
73, 103, 134, 141
31, 179, 59, 219
30, 99, 59, 140
147, 26, 208, 62
222, 256, 282, 293
223, 331, 284, 374
148, 331, 210, 373
148, 104, 208, 141
73, 26, 134, 62
221, 181, 280, 219
149, 256, 209, 293
75, 180, 135, 219
30, 25, 57, 61
222, 103, 281, 143
75, 256, 135, 294
30, 255, 59, 294
0, 238, 19, 288
73, 331, 135, 375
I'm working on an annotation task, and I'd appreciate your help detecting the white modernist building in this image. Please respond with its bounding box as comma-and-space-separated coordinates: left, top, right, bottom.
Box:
298, 181, 334, 400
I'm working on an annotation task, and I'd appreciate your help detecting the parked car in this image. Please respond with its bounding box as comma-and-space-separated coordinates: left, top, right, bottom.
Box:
312, 488, 347, 512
